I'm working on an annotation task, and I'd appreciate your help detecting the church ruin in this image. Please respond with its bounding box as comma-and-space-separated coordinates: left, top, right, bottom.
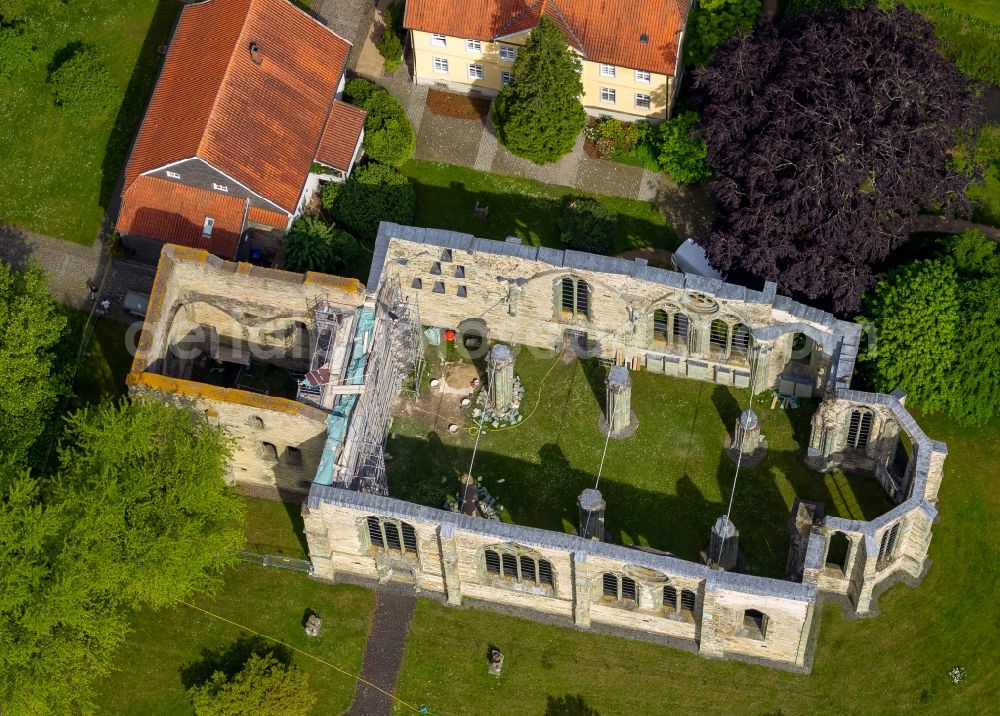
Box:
131, 225, 947, 672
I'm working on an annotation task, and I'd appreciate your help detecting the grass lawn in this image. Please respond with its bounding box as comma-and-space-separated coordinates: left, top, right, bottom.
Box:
58, 307, 136, 407
387, 349, 891, 579
242, 496, 310, 559
393, 407, 1000, 715
0, 0, 178, 245
907, 0, 1000, 85
399, 160, 678, 255
94, 564, 375, 715
968, 124, 1000, 227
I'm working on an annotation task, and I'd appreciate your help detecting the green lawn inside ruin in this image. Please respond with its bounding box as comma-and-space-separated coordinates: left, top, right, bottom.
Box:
387, 346, 893, 579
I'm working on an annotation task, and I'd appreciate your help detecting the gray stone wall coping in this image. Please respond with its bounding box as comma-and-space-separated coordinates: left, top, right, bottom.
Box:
308, 484, 815, 602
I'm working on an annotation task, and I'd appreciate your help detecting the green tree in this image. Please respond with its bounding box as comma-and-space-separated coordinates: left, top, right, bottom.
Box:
190, 653, 317, 716
47, 42, 121, 120
323, 162, 415, 241
560, 196, 614, 254
656, 111, 711, 184
377, 2, 404, 73
284, 215, 359, 274
344, 78, 415, 166
0, 459, 128, 714
861, 259, 960, 412
684, 0, 761, 66
51, 400, 245, 608
0, 25, 35, 79
491, 17, 587, 164
0, 259, 67, 464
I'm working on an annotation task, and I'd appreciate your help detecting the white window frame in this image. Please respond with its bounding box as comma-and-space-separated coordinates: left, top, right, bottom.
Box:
599, 63, 616, 78
166, 170, 180, 179
499, 45, 516, 62
431, 33, 447, 47
501, 70, 512, 86
635, 70, 651, 84
467, 63, 484, 80
432, 56, 449, 74
635, 93, 651, 110
202, 217, 215, 237
465, 39, 482, 54
212, 182, 228, 192
600, 87, 616, 104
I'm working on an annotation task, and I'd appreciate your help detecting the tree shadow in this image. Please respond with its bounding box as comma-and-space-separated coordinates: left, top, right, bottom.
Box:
0, 224, 34, 270
545, 694, 602, 716
98, 0, 178, 217
46, 40, 88, 78
179, 633, 292, 690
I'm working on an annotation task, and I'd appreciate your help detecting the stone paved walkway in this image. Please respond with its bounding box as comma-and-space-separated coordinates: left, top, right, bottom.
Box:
0, 224, 104, 308
345, 586, 417, 716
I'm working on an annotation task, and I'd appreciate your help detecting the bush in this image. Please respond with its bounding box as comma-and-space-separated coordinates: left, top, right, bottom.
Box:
684, 0, 761, 66
343, 78, 415, 167
189, 653, 316, 716
585, 118, 645, 159
0, 25, 35, 79
655, 111, 711, 184
47, 43, 121, 120
283, 215, 359, 274
377, 2, 404, 73
560, 196, 614, 254
324, 162, 415, 241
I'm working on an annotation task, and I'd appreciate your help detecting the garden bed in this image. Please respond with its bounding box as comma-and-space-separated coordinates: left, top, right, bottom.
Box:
425, 89, 492, 120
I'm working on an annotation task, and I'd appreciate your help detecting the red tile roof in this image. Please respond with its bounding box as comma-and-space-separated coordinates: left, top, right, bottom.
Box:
123, 0, 351, 212
247, 206, 290, 229
315, 101, 367, 171
117, 177, 248, 258
405, 0, 689, 75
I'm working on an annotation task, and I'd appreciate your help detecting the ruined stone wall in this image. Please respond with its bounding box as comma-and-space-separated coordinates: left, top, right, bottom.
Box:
367, 224, 860, 398
304, 486, 818, 670
127, 245, 367, 495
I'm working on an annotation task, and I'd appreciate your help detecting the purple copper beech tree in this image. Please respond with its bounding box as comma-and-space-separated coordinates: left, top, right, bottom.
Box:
692, 5, 985, 314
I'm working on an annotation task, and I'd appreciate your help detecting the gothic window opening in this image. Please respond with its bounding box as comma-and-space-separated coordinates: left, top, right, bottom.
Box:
653, 309, 669, 344
284, 446, 302, 465
602, 573, 637, 604
825, 531, 850, 573
680, 589, 696, 615
847, 409, 874, 449
673, 312, 690, 346
366, 516, 418, 556
259, 441, 278, 462
732, 323, 751, 356
663, 585, 677, 609
742, 609, 768, 639
483, 547, 553, 589
878, 523, 900, 564
558, 277, 591, 319
709, 319, 730, 355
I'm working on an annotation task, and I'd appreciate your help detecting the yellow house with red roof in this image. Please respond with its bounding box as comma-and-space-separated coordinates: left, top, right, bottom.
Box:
404, 0, 691, 121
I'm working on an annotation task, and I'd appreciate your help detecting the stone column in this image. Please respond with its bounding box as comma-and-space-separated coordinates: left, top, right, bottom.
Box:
696, 580, 724, 659
605, 365, 632, 436
438, 524, 462, 605
487, 343, 515, 413
709, 516, 739, 571
577, 488, 606, 542
734, 409, 761, 455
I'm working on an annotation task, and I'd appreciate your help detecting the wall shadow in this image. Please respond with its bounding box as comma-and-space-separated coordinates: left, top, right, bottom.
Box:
179, 633, 292, 690
0, 224, 34, 269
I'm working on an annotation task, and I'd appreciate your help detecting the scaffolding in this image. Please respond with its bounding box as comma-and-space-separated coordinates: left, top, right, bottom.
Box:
296, 298, 355, 409
312, 277, 424, 495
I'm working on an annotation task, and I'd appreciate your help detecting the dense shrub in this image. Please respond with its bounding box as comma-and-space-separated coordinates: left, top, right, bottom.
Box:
283, 215, 359, 274
560, 196, 614, 254
377, 2, 404, 73
47, 43, 121, 120
343, 78, 415, 166
189, 653, 316, 716
585, 118, 645, 160
323, 162, 415, 241
655, 111, 711, 184
0, 25, 35, 79
684, 0, 761, 66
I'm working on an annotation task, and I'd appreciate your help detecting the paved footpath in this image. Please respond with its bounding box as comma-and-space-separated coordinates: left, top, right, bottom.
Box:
0, 224, 104, 308
345, 586, 417, 716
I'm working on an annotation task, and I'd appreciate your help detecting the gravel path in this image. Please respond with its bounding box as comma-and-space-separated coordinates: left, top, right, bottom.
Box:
345, 586, 417, 716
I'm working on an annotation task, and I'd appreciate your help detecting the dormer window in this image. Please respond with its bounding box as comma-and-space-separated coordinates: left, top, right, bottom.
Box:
249, 41, 262, 65
202, 217, 215, 237
640, 33, 649, 44
212, 182, 228, 192
166, 170, 180, 179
